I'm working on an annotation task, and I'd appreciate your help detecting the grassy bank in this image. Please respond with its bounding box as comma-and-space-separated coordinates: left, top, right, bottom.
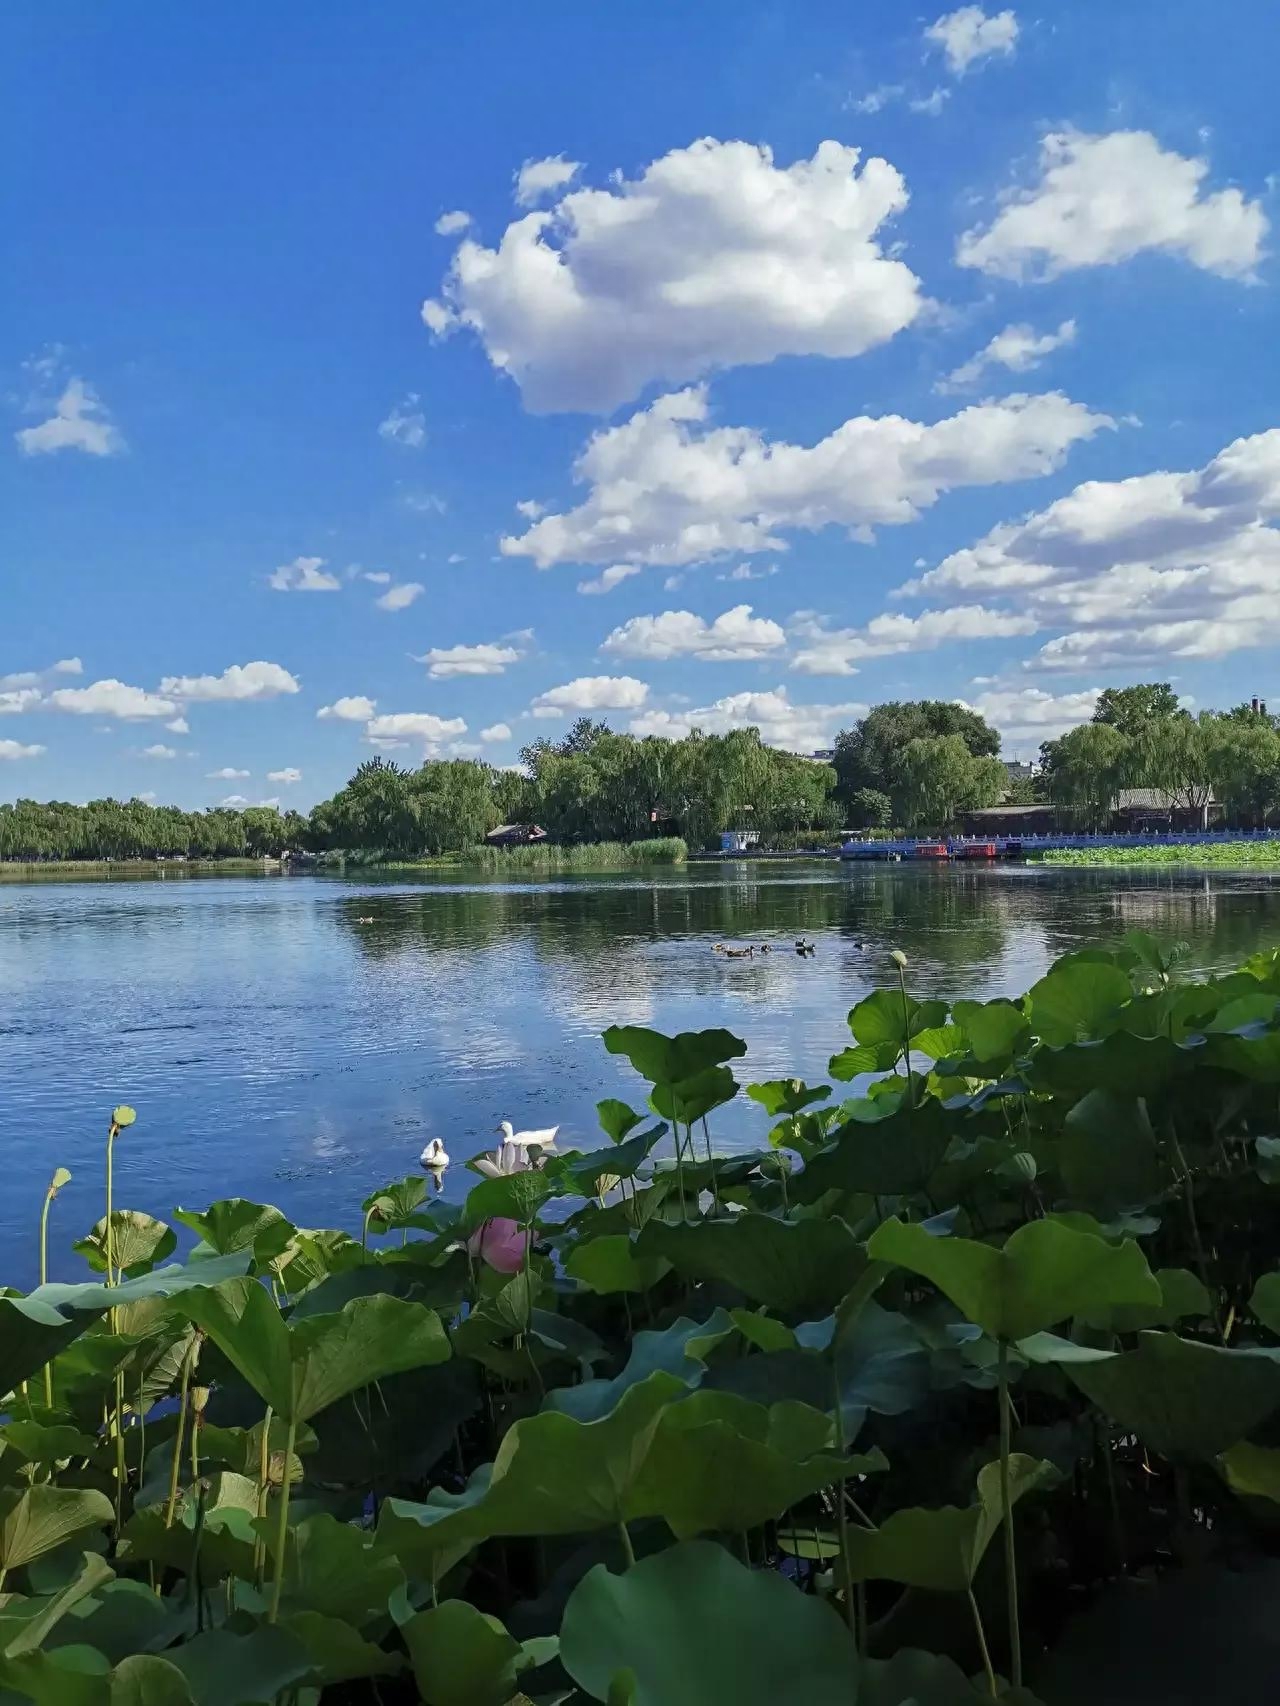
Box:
0, 857, 279, 878
365, 838, 688, 874
1043, 840, 1280, 868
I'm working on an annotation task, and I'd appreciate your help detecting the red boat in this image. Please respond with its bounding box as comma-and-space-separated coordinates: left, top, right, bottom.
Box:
957, 841, 998, 859
914, 842, 950, 859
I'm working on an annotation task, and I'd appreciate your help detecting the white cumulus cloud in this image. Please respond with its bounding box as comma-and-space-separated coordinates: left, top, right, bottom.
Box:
578, 564, 643, 596
631, 686, 865, 752
938, 319, 1076, 392
963, 686, 1101, 747
159, 662, 300, 703
514, 154, 582, 206
141, 744, 178, 759
480, 723, 512, 742
924, 7, 1018, 74
957, 130, 1267, 281
267, 767, 302, 784
0, 689, 42, 715
0, 739, 45, 760
206, 767, 250, 780
532, 676, 649, 713
790, 606, 1038, 674
364, 712, 468, 746
602, 605, 787, 662
46, 680, 182, 721
269, 556, 341, 593
418, 642, 523, 679
435, 210, 472, 236
15, 377, 124, 457
423, 138, 924, 412
375, 581, 424, 611
903, 427, 1280, 667
503, 385, 1110, 569
317, 696, 376, 722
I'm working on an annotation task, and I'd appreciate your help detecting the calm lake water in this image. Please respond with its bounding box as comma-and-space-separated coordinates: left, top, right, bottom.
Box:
4, 860, 1280, 1281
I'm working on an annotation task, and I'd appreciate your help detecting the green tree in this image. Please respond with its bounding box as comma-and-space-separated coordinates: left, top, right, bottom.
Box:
1093, 683, 1182, 739
834, 701, 1000, 808
892, 735, 1005, 831
1041, 723, 1131, 827
848, 787, 893, 829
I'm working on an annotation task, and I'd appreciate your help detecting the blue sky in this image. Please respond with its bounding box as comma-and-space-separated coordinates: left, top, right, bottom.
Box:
3, 0, 1278, 807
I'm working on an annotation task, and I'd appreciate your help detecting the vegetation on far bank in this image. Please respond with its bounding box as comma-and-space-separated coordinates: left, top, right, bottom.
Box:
7, 681, 1280, 866
13, 937, 1280, 1699
1044, 839, 1280, 868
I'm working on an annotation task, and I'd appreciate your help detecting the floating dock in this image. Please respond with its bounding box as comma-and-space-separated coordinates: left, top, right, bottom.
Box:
839, 830, 1280, 861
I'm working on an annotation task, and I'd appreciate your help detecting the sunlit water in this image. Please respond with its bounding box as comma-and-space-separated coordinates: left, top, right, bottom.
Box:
4, 860, 1280, 1280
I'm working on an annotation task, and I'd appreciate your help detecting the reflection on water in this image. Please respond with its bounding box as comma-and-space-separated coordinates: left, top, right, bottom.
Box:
2, 861, 1278, 1279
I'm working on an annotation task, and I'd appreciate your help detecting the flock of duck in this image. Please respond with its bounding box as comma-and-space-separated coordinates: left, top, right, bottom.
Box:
418, 1118, 558, 1181
712, 935, 853, 958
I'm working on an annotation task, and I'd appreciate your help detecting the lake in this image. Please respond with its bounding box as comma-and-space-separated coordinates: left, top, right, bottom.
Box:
4, 860, 1280, 1281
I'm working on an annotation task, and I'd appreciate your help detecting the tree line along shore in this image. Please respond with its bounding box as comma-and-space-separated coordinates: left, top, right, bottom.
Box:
5, 683, 1280, 865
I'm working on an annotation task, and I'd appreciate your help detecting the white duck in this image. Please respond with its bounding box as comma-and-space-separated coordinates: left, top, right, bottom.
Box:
495, 1119, 559, 1154
420, 1138, 450, 1171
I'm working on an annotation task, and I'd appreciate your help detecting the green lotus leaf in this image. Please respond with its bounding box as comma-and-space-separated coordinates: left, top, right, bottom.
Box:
361, 1175, 430, 1229
847, 989, 948, 1051
0, 1486, 114, 1573
401, 1600, 543, 1706
1058, 1090, 1166, 1214
951, 998, 1031, 1065
648, 1066, 738, 1126
278, 1611, 403, 1686
746, 1079, 831, 1118
637, 1212, 866, 1314
861, 1646, 1007, 1705
164, 1626, 312, 1706
0, 1551, 115, 1657
795, 1100, 954, 1199
846, 1455, 1056, 1590
110, 1654, 199, 1704
0, 1420, 99, 1467
1029, 960, 1133, 1044
1219, 1440, 1280, 1503
74, 1213, 177, 1279
1066, 1332, 1280, 1458
174, 1194, 291, 1266
255, 1511, 404, 1624
560, 1539, 860, 1706
597, 1098, 646, 1143
182, 1281, 450, 1423
546, 1311, 734, 1423
554, 1125, 666, 1195
629, 1389, 887, 1538
1080, 1266, 1211, 1332
602, 1025, 747, 1086
869, 1216, 1160, 1341
565, 1234, 671, 1295
1029, 1030, 1196, 1099
0, 1644, 111, 1706
1250, 1270, 1280, 1335
463, 1166, 556, 1228
118, 1498, 258, 1585
828, 1041, 902, 1081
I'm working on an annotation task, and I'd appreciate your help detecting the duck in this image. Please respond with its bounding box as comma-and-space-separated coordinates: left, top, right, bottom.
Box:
795, 938, 816, 957
354, 915, 375, 925
420, 1138, 449, 1171
723, 945, 755, 959
495, 1119, 560, 1153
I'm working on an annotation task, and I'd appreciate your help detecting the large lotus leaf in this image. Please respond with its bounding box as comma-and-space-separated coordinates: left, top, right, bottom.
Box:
597, 1098, 646, 1143
746, 1079, 831, 1118
0, 1486, 113, 1572
545, 1311, 734, 1423
119, 1479, 259, 1584
951, 998, 1031, 1066
649, 1066, 738, 1126
73, 1214, 176, 1279
0, 1552, 115, 1658
375, 1473, 495, 1586
602, 1025, 747, 1085
362, 1174, 430, 1231
1205, 1026, 1280, 1082
0, 1644, 111, 1706
276, 1229, 364, 1293
172, 1201, 294, 1264
401, 1600, 541, 1706
0, 1420, 99, 1468
560, 1539, 859, 1706
183, 1282, 450, 1423
47, 1578, 178, 1666
306, 1359, 480, 1491
637, 1213, 866, 1314
463, 1167, 556, 1229
1059, 1090, 1166, 1214
0, 1253, 252, 1399
278, 1611, 403, 1687
795, 1099, 954, 1200
259, 1511, 404, 1624
554, 1127, 667, 1198
861, 1647, 999, 1706
629, 1390, 887, 1538
869, 1216, 1160, 1341
846, 1455, 1056, 1590
1080, 1267, 1211, 1333
1219, 1440, 1280, 1503
565, 1235, 671, 1296
1249, 1271, 1280, 1335
828, 1041, 902, 1081
1029, 1031, 1197, 1100
1029, 961, 1132, 1044
1066, 1332, 1280, 1459
164, 1626, 312, 1706
702, 1302, 929, 1434
848, 990, 949, 1051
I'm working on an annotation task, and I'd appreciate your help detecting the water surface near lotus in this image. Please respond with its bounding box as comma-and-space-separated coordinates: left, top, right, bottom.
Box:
4, 860, 1280, 1280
